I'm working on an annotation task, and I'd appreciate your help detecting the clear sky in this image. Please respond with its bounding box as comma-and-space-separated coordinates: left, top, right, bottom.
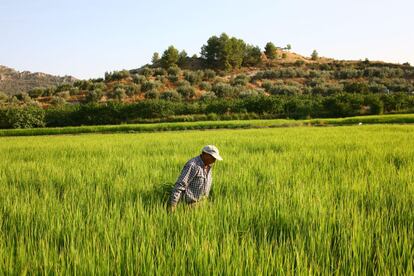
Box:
1, 0, 413, 79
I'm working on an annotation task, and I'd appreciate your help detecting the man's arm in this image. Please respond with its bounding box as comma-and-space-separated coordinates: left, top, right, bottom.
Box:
168, 162, 196, 211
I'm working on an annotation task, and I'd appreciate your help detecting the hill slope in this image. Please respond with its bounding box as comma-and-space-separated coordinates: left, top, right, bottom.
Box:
0, 65, 76, 95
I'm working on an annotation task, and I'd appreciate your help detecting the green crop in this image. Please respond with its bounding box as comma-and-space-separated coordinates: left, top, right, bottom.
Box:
0, 125, 413, 274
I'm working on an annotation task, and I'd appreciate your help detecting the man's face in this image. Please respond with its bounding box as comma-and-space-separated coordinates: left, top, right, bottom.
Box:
202, 153, 216, 166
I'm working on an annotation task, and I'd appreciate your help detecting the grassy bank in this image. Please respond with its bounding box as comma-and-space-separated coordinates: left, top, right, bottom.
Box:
0, 113, 414, 137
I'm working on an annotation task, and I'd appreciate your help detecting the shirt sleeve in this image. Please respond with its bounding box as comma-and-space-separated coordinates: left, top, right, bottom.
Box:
168, 162, 196, 206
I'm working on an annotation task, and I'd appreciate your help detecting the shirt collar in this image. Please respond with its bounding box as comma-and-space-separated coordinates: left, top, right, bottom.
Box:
197, 155, 211, 168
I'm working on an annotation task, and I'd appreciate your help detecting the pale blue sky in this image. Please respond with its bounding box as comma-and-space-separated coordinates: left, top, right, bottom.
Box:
1, 0, 413, 79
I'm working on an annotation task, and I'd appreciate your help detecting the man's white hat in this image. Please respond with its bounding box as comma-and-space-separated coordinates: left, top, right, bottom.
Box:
202, 145, 223, 161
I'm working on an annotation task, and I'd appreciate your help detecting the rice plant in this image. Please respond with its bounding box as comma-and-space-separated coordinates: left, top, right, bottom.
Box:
0, 125, 413, 274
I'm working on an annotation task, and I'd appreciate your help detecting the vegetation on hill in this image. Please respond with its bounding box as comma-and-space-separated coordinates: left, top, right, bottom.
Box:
0, 65, 76, 96
1, 33, 414, 128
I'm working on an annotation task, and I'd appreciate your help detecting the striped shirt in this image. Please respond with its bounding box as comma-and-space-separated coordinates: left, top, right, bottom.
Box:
169, 155, 213, 205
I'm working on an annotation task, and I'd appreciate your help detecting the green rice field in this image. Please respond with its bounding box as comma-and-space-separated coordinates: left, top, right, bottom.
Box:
0, 125, 413, 274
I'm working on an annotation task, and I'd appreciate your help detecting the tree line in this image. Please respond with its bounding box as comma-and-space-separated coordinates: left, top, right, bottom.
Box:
1, 93, 413, 129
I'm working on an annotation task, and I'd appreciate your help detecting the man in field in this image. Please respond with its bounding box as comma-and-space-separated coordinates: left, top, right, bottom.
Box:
167, 145, 223, 212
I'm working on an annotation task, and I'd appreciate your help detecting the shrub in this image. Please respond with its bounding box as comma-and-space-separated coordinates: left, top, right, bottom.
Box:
50, 96, 67, 106
176, 85, 195, 100
199, 82, 212, 91
154, 68, 167, 76
261, 81, 273, 92
265, 42, 277, 60
1, 106, 46, 128
212, 83, 238, 98
141, 81, 162, 92
69, 87, 80, 96
239, 89, 264, 98
85, 89, 103, 103
167, 66, 181, 76
168, 74, 179, 83
184, 70, 204, 85
269, 85, 302, 95
28, 87, 46, 98
203, 69, 216, 80
160, 90, 182, 101
132, 74, 147, 85
231, 74, 250, 86
145, 90, 160, 99
141, 67, 153, 78
109, 88, 127, 101
56, 91, 70, 99
200, 91, 217, 101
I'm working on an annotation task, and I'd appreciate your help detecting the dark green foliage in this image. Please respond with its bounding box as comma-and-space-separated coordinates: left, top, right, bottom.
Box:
243, 45, 262, 66
265, 42, 277, 59
178, 50, 188, 67
152, 52, 160, 65
141, 81, 162, 93
239, 89, 264, 98
201, 33, 246, 70
132, 74, 147, 85
184, 70, 204, 85
203, 69, 216, 80
141, 67, 153, 78
199, 82, 212, 91
105, 70, 130, 81
231, 74, 250, 86
144, 90, 160, 99
200, 91, 217, 101
269, 84, 302, 96
311, 50, 319, 60
154, 68, 167, 76
212, 83, 238, 98
50, 96, 67, 106
0, 106, 45, 129
28, 87, 46, 98
167, 66, 181, 77
161, 46, 179, 69
176, 85, 195, 100
364, 95, 384, 115
109, 88, 127, 101
85, 89, 103, 103
160, 90, 182, 102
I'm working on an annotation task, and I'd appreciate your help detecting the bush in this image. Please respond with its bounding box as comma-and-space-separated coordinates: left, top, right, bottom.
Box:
167, 66, 181, 77
154, 68, 167, 76
28, 87, 46, 98
0, 106, 46, 129
168, 74, 179, 83
160, 90, 182, 101
203, 69, 216, 80
109, 88, 127, 101
200, 91, 217, 101
239, 89, 264, 98
231, 74, 250, 86
141, 81, 162, 92
184, 70, 204, 85
199, 82, 212, 91
85, 89, 103, 103
132, 74, 147, 85
212, 83, 238, 98
269, 85, 302, 95
50, 96, 67, 106
145, 90, 160, 99
141, 67, 153, 78
176, 85, 195, 100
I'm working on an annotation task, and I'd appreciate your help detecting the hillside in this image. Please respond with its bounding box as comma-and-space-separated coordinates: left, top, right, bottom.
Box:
1, 33, 414, 129
0, 65, 76, 96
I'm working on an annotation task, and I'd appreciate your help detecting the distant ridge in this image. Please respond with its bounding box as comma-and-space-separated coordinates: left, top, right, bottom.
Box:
0, 65, 77, 95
